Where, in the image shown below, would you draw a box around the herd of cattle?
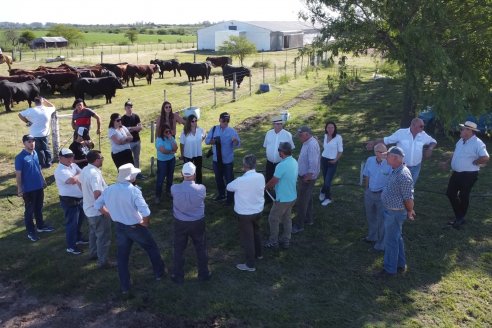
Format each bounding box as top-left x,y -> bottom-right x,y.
0,56 -> 252,112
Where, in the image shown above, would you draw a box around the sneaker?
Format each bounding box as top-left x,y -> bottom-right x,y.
66,247 -> 83,255
397,265 -> 408,274
256,255 -> 264,260
291,224 -> 304,234
236,263 -> 256,272
264,241 -> 278,249
76,238 -> 89,245
27,233 -> 40,242
319,192 -> 325,201
321,198 -> 332,206
37,225 -> 55,233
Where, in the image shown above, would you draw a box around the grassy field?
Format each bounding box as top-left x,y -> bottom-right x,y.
0,51 -> 491,327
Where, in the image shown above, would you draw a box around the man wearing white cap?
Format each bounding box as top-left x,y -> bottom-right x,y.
446,121 -> 489,229
94,163 -> 165,294
263,115 -> 294,203
170,162 -> 210,283
54,148 -> 87,255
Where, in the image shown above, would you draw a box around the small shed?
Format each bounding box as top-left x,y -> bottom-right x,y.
31,37 -> 68,49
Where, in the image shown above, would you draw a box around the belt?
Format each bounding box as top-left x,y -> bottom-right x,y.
386,208 -> 405,211
370,190 -> 383,193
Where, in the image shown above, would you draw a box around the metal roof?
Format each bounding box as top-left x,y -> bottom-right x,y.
243,21 -> 321,32
32,37 -> 68,42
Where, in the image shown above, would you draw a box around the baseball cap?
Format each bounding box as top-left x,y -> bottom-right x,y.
271,115 -> 283,123
22,134 -> 35,142
297,126 -> 312,134
124,100 -> 133,107
59,148 -> 74,157
72,98 -> 85,108
387,146 -> 405,157
220,112 -> 230,120
182,162 -> 196,176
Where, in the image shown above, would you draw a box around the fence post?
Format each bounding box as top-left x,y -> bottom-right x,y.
284,61 -> 287,77
294,61 -> 297,79
150,121 -> 155,143
262,66 -> 265,84
232,72 -> 237,102
51,112 -> 60,162
100,52 -> 103,63
274,65 -> 277,84
213,76 -> 217,107
163,89 -> 167,101
189,82 -> 193,107
249,76 -> 252,96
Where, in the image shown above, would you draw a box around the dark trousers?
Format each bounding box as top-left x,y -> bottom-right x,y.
213,161 -> 234,202
237,212 -> 263,268
172,218 -> 209,282
111,149 -> 134,170
295,178 -> 316,228
35,136 -> 52,168
115,222 -> 165,292
446,171 -> 478,220
23,188 -> 45,235
156,157 -> 176,197
264,160 -> 278,202
184,156 -> 203,184
59,197 -> 85,249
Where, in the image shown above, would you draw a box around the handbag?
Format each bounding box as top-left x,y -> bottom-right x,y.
205,126 -> 216,158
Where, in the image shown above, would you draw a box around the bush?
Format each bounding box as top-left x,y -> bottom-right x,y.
252,60 -> 272,68
279,75 -> 290,84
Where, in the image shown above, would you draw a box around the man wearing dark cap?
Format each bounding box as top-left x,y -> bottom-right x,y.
54,148 -> 87,255
71,98 -> 101,140
18,96 -> 56,168
15,135 -> 54,242
205,112 -> 241,204
121,100 -> 145,179
445,121 -> 489,229
264,142 -> 298,249
377,146 -> 415,278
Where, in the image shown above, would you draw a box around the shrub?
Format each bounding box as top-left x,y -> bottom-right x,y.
252,60 -> 272,68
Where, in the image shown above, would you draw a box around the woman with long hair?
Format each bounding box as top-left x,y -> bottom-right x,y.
319,121 -> 343,206
155,124 -> 178,204
179,114 -> 205,184
108,113 -> 134,169
155,101 -> 185,138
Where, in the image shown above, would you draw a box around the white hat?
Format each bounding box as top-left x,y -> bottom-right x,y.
271,115 -> 283,123
459,121 -> 480,132
182,162 -> 196,176
59,148 -> 74,157
117,163 -> 141,182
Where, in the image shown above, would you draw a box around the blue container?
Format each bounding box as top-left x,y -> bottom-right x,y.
260,84 -> 271,92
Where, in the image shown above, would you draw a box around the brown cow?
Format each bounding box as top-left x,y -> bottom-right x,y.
125,64 -> 160,87
0,75 -> 36,83
206,56 -> 232,68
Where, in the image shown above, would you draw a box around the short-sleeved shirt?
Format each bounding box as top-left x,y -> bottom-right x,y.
72,108 -> 97,130
15,149 -> 44,192
321,134 -> 343,159
121,113 -> 141,142
180,127 -> 205,158
171,181 -> 206,221
383,128 -> 437,166
108,127 -> 131,154
381,165 -> 414,209
20,105 -> 56,137
226,170 -> 265,215
205,125 -> 240,164
451,135 -> 489,172
69,141 -> 90,169
80,164 -> 108,217
363,156 -> 392,192
274,155 -> 298,202
263,129 -> 295,163
54,162 -> 83,198
156,136 -> 176,161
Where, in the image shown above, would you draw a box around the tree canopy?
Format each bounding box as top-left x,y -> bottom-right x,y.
125,29 -> 138,44
302,0 -> 492,127
218,35 -> 257,66
47,24 -> 83,45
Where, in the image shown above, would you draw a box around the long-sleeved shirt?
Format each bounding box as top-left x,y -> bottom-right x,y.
263,129 -> 295,163
297,136 -> 320,179
171,181 -> 206,221
205,125 -> 240,164
383,128 -> 436,166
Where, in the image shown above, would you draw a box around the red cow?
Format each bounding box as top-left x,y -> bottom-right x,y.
125,64 -> 160,87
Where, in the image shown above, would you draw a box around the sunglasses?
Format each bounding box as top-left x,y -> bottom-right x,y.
165,106 -> 172,109
191,120 -> 197,123
115,118 -> 121,122
165,130 -> 172,134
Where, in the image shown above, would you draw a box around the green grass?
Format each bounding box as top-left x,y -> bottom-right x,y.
0,54 -> 491,326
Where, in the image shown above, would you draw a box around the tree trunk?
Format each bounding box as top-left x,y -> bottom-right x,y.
400,65 -> 418,127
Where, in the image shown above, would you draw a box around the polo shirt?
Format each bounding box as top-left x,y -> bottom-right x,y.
54,162 -> 83,198
363,156 -> 392,192
384,128 -> 437,166
451,135 -> 489,172
205,125 -> 240,164
171,181 -> 206,221
274,155 -> 298,202
15,149 -> 44,192
80,164 -> 108,217
226,170 -> 265,215
263,129 -> 295,163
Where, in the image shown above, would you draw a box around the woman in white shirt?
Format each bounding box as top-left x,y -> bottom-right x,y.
320,121 -> 343,206
108,113 -> 134,169
179,114 -> 205,183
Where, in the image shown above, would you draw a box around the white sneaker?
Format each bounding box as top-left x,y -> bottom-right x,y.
319,192 -> 326,201
321,198 -> 332,206
236,263 -> 256,272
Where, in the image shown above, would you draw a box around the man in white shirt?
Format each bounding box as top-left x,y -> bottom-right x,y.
54,148 -> 87,255
94,163 -> 165,294
446,121 -> 489,229
366,118 -> 437,185
263,115 -> 295,203
80,150 -> 113,268
227,154 -> 265,272
18,97 -> 56,168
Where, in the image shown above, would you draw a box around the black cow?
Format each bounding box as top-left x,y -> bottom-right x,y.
179,62 -> 211,83
221,65 -> 251,88
206,56 -> 232,67
74,76 -> 123,104
150,59 -> 181,78
0,78 -> 51,112
100,63 -> 128,79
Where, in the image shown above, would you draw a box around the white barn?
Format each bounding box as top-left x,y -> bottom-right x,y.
197,21 -> 320,51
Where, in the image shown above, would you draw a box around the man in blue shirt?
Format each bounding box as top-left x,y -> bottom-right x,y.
205,112 -> 240,204
15,134 -> 55,242
170,162 -> 210,283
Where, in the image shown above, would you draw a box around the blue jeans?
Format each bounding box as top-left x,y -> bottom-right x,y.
383,209 -> 407,274
364,189 -> 385,250
321,157 -> 338,199
35,136 -> 52,168
155,157 -> 176,197
115,222 -> 165,292
406,163 -> 420,186
60,197 -> 85,249
23,189 -> 45,235
212,161 -> 234,202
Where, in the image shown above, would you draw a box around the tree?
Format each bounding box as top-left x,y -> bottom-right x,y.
125,29 -> 138,44
302,0 -> 492,127
3,29 -> 19,47
48,24 -> 83,45
18,30 -> 36,47
218,35 -> 257,66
